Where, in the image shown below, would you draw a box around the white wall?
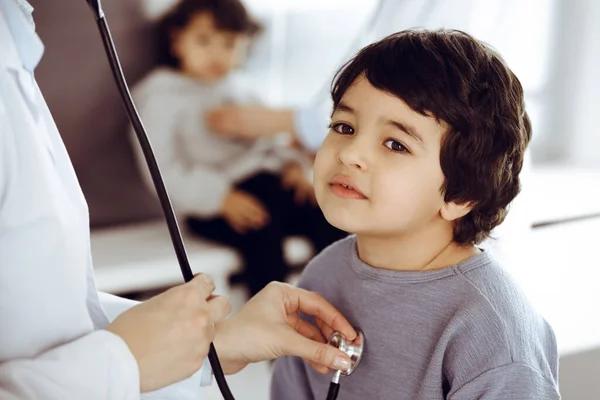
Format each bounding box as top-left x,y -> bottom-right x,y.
559,348 -> 600,400
545,0 -> 600,166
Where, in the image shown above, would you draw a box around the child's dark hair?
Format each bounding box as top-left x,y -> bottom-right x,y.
331,29 -> 531,245
156,0 -> 262,67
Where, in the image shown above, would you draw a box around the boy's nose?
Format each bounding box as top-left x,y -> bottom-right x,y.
337,137 -> 369,171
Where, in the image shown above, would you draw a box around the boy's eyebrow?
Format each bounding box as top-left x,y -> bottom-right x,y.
386,120 -> 425,145
332,102 -> 355,115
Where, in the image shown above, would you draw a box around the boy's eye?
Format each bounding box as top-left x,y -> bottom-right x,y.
383,139 -> 409,153
330,122 -> 354,135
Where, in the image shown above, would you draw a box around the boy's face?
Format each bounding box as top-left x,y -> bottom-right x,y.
171,12 -> 250,82
314,76 -> 456,238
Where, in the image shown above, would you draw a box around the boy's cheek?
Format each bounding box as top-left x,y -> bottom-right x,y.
312,153 -> 329,186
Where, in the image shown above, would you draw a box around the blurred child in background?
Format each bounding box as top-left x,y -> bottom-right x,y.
131,0 -> 345,296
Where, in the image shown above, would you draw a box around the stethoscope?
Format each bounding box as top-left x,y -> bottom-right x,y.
84,1 -> 364,399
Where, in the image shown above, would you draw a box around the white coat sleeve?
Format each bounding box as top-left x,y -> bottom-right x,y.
0,331 -> 141,400
98,292 -> 214,399
0,87 -> 141,399
132,95 -> 232,217
293,105 -> 331,151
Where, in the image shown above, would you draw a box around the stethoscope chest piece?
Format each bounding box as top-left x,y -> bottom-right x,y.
328,329 -> 365,384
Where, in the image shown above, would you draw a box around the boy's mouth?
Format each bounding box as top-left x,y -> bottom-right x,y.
329,175 -> 367,200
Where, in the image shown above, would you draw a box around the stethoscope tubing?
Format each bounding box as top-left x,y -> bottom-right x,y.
86,2 -> 235,398
86,1 -> 349,398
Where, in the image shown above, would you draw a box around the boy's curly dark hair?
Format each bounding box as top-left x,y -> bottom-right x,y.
331,29 -> 531,245
156,0 -> 262,68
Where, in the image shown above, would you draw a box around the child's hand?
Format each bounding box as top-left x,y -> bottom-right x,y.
282,162 -> 317,206
221,190 -> 270,234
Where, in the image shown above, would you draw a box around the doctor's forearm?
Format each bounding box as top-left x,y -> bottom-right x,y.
0,331 -> 139,399
277,109 -> 296,135
213,318 -> 248,376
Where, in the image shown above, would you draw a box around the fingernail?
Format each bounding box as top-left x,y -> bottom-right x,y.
333,357 -> 351,371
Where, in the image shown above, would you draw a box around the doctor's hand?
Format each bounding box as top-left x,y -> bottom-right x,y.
206,105 -> 295,140
107,274 -> 231,393
213,282 -> 357,376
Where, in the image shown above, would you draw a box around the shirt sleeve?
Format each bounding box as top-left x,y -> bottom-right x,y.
293,106 -> 330,151
97,292 -> 214,399
0,330 -> 140,400
132,94 -> 231,218
448,363 -> 561,400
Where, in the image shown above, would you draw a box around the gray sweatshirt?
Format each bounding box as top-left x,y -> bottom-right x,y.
271,236 -> 560,399
131,68 -> 309,218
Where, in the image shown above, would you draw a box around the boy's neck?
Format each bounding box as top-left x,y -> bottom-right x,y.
355,229 -> 479,272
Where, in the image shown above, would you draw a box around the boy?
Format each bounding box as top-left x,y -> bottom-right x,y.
271,29 -> 560,399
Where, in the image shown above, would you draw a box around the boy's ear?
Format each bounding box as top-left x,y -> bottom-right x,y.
440,201 -> 474,222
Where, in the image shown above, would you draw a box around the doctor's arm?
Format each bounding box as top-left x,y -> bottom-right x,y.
98,281 -> 358,380
0,94 -> 135,399
94,283 -> 358,400
0,274 -> 229,400
206,105 -> 330,152
0,330 -> 141,400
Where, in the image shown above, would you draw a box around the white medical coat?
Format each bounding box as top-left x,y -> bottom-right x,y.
0,1 -> 209,399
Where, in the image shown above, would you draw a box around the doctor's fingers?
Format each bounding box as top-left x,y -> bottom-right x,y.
283,286 -> 357,343
287,318 -> 332,375
206,295 -> 233,324
281,327 -> 351,373
289,315 -> 327,344
187,275 -> 232,322
187,273 -> 216,298
314,317 -> 336,345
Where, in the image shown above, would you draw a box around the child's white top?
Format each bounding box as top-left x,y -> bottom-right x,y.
131,68 -> 308,217
272,235 -> 560,399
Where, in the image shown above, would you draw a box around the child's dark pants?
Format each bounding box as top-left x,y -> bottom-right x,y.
186,172 -> 346,296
